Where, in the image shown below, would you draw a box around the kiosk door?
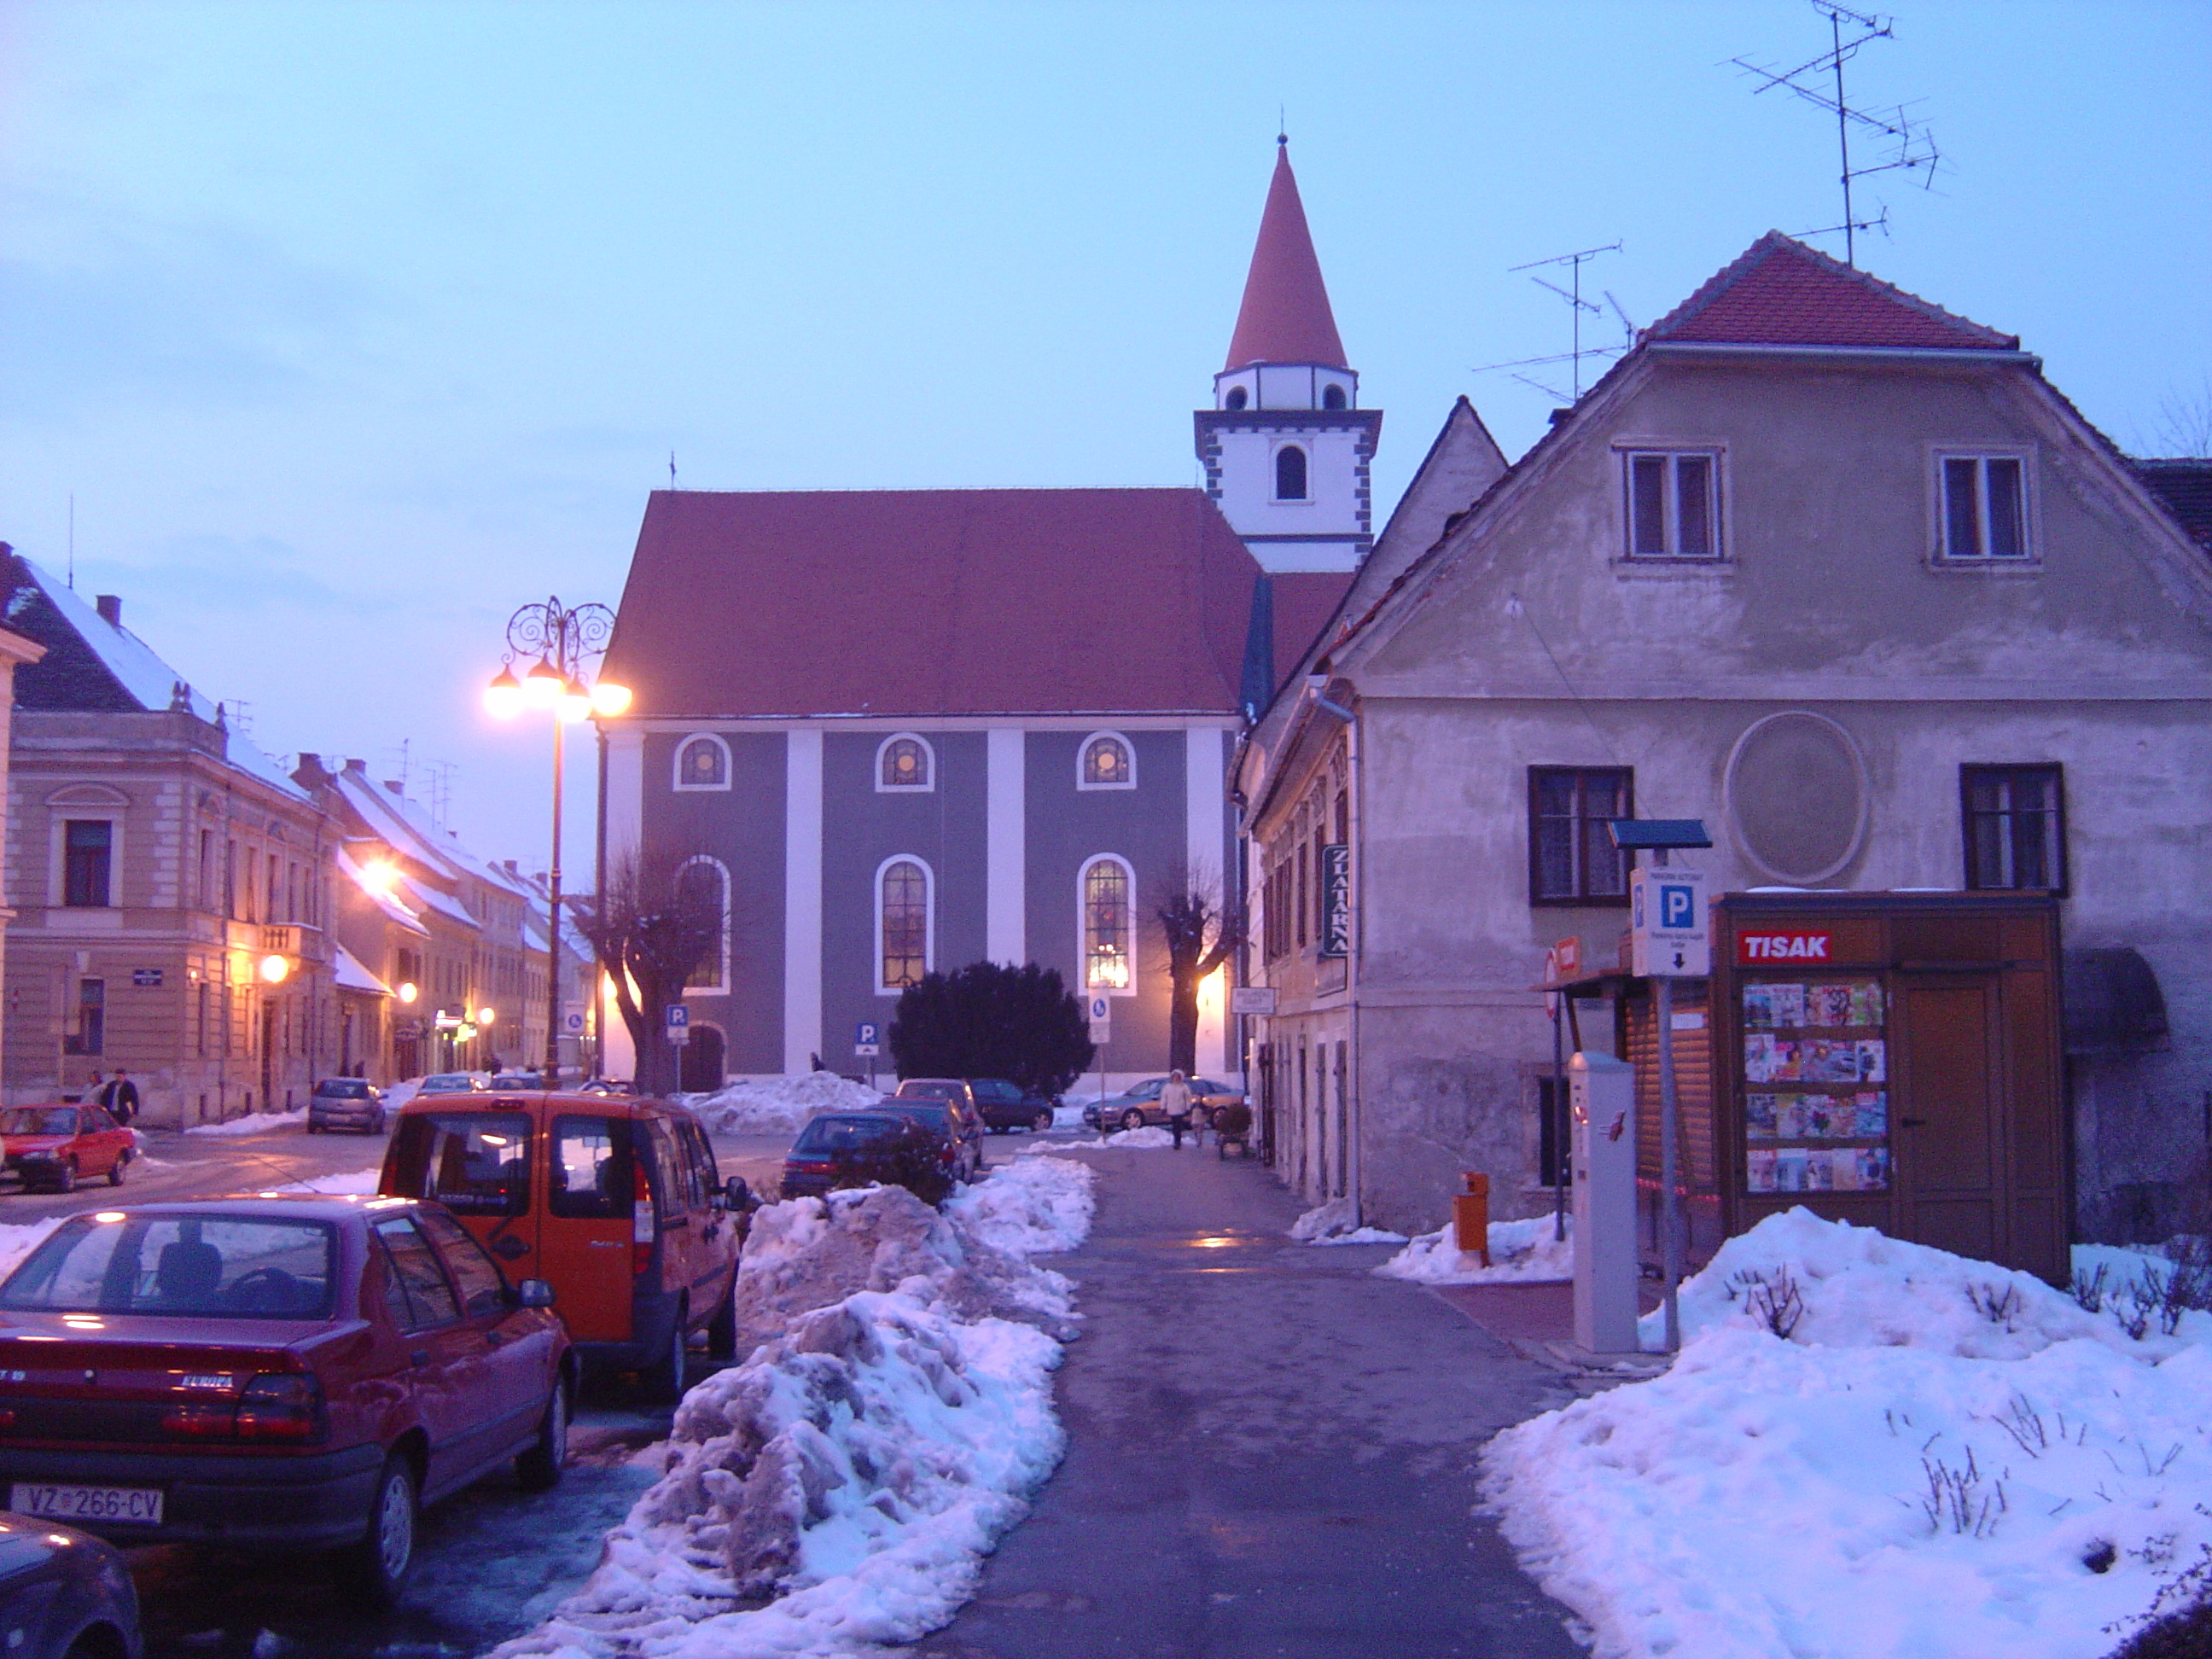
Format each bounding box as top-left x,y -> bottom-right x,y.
1893,975 -> 2002,1263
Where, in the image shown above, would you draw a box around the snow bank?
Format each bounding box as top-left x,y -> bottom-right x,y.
1101,1125 -> 1173,1149
185,1107 -> 307,1137
1289,1197 -> 1407,1247
492,1156 -> 1097,1659
1483,1209 -> 2212,1659
1377,1214 -> 1574,1284
383,1079 -> 422,1111
681,1074 -> 882,1136
0,1221 -> 61,1280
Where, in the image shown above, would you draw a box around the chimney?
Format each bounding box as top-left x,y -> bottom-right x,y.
344,758 -> 367,774
382,781 -> 403,797
95,595 -> 122,627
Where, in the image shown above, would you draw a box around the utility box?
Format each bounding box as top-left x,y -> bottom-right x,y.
1572,1051 -> 1639,1353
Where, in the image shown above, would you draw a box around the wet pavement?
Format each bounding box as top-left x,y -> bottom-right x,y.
912,1141 -> 1586,1659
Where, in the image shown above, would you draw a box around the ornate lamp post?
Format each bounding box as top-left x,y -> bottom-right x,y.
485,598 -> 631,1081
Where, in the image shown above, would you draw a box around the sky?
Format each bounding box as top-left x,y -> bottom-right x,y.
2,0 -> 2206,870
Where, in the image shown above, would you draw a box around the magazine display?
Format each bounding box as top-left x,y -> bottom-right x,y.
1740,978 -> 1889,1194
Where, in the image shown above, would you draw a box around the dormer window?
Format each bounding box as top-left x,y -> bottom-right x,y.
1225,386 -> 1249,410
1275,445 -> 1308,501
1322,384 -> 1347,410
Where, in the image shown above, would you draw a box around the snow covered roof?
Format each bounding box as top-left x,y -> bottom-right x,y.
335,845 -> 428,936
330,766 -> 535,900
401,871 -> 479,930
333,945 -> 393,997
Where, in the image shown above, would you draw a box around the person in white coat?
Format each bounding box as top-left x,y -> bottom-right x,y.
1161,1070 -> 1193,1150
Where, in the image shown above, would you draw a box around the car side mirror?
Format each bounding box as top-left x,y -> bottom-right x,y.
725,1175 -> 758,1212
516,1278 -> 556,1309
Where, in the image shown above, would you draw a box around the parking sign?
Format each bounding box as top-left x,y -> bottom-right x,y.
1630,866 -> 1709,978
665,1003 -> 690,1045
855,1020 -> 881,1057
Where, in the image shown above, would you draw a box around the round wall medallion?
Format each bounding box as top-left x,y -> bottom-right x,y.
1722,712 -> 1869,885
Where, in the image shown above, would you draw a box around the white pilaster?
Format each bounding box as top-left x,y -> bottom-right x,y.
986,728 -> 1027,964
1185,726 -> 1229,1074
602,727 -> 643,869
783,729 -> 824,1075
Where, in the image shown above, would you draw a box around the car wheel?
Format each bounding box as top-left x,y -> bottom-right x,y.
1121,1109 -> 1145,1132
515,1378 -> 569,1492
337,1454 -> 418,1605
106,1151 -> 125,1187
641,1301 -> 689,1403
306,1118 -> 321,1133
705,1277 -> 738,1361
54,1160 -> 77,1195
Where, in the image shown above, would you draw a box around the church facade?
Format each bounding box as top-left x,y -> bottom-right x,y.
596,145 -> 1368,1087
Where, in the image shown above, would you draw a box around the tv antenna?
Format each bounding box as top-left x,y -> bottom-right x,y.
1732,1 -> 1941,266
1474,243 -> 1633,405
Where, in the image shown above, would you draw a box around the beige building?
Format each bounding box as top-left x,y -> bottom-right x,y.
2,554 -> 336,1125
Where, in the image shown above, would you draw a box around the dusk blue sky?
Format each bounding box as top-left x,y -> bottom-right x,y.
2,1 -> 2206,868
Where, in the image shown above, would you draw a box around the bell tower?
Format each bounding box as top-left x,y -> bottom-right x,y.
1196,138 -> 1380,573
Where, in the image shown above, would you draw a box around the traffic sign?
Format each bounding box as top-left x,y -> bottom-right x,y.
1631,866 -> 1709,978
1230,985 -> 1276,1016
855,1020 -> 881,1057
563,1011 -> 585,1033
1086,994 -> 1111,1025
665,1003 -> 690,1045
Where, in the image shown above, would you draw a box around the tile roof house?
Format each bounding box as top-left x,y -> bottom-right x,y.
597,146 -> 1375,1086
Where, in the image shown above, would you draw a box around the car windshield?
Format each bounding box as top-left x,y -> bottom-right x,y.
420,1074 -> 477,1093
383,1113 -> 533,1215
0,1214 -> 337,1319
794,1115 -> 906,1155
969,1080 -> 1019,1103
315,1080 -> 370,1099
882,1103 -> 951,1133
0,1109 -> 78,1137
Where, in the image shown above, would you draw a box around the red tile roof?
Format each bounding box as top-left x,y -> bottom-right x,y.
1224,143 -> 1349,371
604,489 -> 1263,719
1270,571 -> 1355,687
1646,231 -> 2018,351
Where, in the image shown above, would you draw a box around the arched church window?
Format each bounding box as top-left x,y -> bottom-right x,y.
878,858 -> 931,992
1276,445 -> 1308,501
1080,856 -> 1133,993
877,734 -> 933,792
1079,732 -> 1134,789
674,734 -> 730,791
678,857 -> 729,991
1225,386 -> 1249,410
1322,384 -> 1347,410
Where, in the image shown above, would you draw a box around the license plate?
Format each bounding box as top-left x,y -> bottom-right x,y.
9,1482 -> 163,1524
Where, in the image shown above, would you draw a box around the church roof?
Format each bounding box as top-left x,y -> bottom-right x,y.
1645,230 -> 2019,352
1224,143 -> 1349,371
605,488 -> 1262,719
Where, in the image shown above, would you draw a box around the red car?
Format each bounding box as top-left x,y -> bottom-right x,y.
0,1105 -> 133,1193
0,1195 -> 571,1604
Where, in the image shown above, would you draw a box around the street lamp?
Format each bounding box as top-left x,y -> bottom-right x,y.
484,597 -> 627,1084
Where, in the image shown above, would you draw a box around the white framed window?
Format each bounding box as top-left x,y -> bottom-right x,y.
1936,451 -> 2033,562
677,856 -> 731,993
1077,731 -> 1136,791
876,733 -> 934,792
1079,854 -> 1136,997
672,733 -> 731,792
1621,448 -> 1722,560
1274,445 -> 1309,501
876,855 -> 933,994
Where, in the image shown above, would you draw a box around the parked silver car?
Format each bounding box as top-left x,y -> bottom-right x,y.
306,1076 -> 386,1134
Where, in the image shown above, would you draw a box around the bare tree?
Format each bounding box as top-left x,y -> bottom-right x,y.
1150,861 -> 1244,1077
571,850 -> 723,1097
2142,375 -> 2212,457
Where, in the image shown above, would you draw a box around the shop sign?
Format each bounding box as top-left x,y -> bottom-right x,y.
1738,930 -> 1835,964
1318,844 -> 1350,958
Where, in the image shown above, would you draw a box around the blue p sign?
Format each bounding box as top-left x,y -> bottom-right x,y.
1660,883 -> 1696,930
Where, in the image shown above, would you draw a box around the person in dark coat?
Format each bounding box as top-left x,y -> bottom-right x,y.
98,1068 -> 140,1126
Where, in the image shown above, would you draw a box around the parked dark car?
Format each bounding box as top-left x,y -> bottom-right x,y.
781,1113 -> 952,1207
307,1078 -> 386,1135
968,1079 -> 1056,1134
889,1080 -> 987,1171
871,1101 -> 980,1185
0,1512 -> 142,1659
1081,1077 -> 1247,1133
0,1106 -> 134,1193
0,1195 -> 571,1605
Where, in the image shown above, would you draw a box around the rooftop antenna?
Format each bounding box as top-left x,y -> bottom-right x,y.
67,495 -> 74,589
1473,242 -> 1629,405
422,758 -> 457,830
1731,1 -> 1941,266
227,698 -> 253,738
668,451 -> 678,492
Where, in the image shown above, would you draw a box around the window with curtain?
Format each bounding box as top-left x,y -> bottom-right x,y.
1082,858 -> 1132,991
1528,766 -> 1633,905
1962,765 -> 2066,892
880,860 -> 928,990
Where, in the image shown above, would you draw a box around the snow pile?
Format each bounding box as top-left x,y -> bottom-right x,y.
1377,1214 -> 1574,1284
1101,1125 -> 1173,1149
1483,1209 -> 2212,1659
492,1156 -> 1095,1659
683,1074 -> 882,1136
1289,1197 -> 1406,1246
0,1221 -> 61,1280
185,1106 -> 307,1136
383,1079 -> 422,1111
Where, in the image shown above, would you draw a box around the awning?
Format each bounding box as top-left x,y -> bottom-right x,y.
2063,948 -> 2168,1055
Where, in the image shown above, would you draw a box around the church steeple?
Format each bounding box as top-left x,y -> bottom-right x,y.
1197,140 -> 1379,573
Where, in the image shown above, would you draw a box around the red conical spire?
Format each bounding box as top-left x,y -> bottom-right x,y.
1224,139 -> 1348,372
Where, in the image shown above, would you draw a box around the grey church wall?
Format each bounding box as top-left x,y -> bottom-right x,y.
638,729 -> 786,1077
819,731 -> 988,1076
1023,729 -> 1186,1076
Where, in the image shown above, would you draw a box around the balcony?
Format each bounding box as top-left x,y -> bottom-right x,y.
259,923 -> 330,964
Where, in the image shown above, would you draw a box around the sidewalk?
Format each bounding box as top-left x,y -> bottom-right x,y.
912,1144 -> 1585,1659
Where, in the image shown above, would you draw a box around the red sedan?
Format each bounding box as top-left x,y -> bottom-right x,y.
0,1195 -> 571,1604
0,1105 -> 133,1193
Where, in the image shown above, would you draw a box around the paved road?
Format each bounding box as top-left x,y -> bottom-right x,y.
915,1143 -> 1585,1659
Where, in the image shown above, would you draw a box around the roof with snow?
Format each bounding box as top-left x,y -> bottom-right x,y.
333,945 -> 393,997
327,766 -> 533,903
335,845 -> 429,936
1223,142 -> 1349,371
604,488 -> 1262,719
1644,232 -> 2019,352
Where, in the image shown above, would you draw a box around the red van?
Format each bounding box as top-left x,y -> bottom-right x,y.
378,1091 -> 752,1399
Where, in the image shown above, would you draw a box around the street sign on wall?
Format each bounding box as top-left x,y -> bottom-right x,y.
1631,866 -> 1710,978
1230,985 -> 1277,1016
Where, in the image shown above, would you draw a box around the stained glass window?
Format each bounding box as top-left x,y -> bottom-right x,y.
677,736 -> 728,789
1082,736 -> 1132,788
880,737 -> 930,790
881,860 -> 928,989
1083,859 -> 1131,991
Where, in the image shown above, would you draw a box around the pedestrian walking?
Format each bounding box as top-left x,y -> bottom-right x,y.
1161,1069 -> 1193,1150
97,1068 -> 140,1127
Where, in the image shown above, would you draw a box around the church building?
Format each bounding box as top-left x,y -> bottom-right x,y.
596,143 -> 1371,1087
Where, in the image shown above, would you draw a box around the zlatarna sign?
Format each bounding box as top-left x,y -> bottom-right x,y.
1738,931 -> 1834,963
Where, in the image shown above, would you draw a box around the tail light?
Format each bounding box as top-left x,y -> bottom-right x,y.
163,1373 -> 327,1444
632,1159 -> 656,1275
